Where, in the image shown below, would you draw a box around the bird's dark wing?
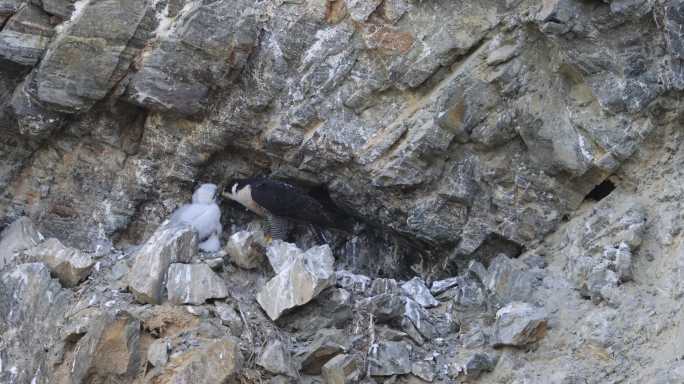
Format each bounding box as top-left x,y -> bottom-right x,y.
250,179 -> 338,227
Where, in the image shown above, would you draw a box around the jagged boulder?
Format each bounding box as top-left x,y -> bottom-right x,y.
225,229 -> 266,269
0,216 -> 43,269
24,237 -> 94,287
493,302 -> 548,347
127,224 -> 197,304
166,263 -> 228,305
256,242 -> 335,321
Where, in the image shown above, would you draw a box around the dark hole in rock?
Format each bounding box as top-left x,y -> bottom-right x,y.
585,179 -> 616,202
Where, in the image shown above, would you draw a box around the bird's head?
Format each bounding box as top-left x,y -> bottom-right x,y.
222,179 -> 252,202
192,183 -> 218,204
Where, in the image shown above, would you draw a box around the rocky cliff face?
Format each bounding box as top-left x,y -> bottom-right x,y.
2,0 -> 684,383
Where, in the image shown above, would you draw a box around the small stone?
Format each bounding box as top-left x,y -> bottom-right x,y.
370,278 -> 400,295
256,243 -> 335,321
298,328 -> 349,375
147,338 -> 170,367
430,277 -> 462,295
257,340 -> 295,377
25,238 -> 94,287
450,352 -> 497,379
166,263 -> 228,305
401,277 -> 439,308
155,338 -> 242,383
213,302 -> 243,335
493,302 -> 548,347
127,225 -> 197,305
0,216 -> 43,269
344,0 -> 382,21
356,294 -> 406,322
368,341 -> 412,376
411,361 -> 435,382
203,257 -> 224,270
226,230 -> 265,269
322,354 -> 362,384
486,45 -> 518,66
265,240 -> 302,273
336,270 -> 372,294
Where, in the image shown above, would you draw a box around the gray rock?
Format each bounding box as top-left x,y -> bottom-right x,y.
403,298 -> 435,341
213,302 -> 244,335
401,277 -> 439,308
256,243 -> 335,321
257,339 -> 295,377
125,0 -> 258,115
336,270 -> 372,294
266,240 -> 302,274
564,201 -> 646,301
166,263 -> 228,305
344,0 -> 382,21
24,237 -> 94,287
9,80 -> 66,137
154,338 -> 243,383
0,216 -> 43,269
0,3 -> 54,66
226,229 -> 266,269
449,352 -> 498,379
127,224 -> 198,305
493,302 -> 548,347
370,278 -> 400,295
0,263 -> 71,384
298,328 -> 349,375
430,276 -> 463,296
31,0 -> 148,112
368,340 -> 412,376
42,0 -> 77,18
484,254 -> 540,305
321,354 -> 362,384
147,338 -> 170,367
62,310 -> 142,384
356,293 -> 406,322
411,361 -> 435,382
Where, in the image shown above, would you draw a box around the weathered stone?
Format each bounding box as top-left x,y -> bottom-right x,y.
0,216 -> 43,269
257,339 -> 295,377
484,254 -> 541,305
0,263 -> 71,384
564,200 -> 647,301
125,0 -> 258,115
147,338 -> 170,367
356,293 -> 406,322
166,263 -> 228,305
344,0 -> 382,21
226,229 -> 265,269
32,0 -> 148,112
298,328 -> 349,375
42,0 -> 77,18
24,237 -> 94,287
411,361 -> 435,382
336,270 -> 372,294
0,3 -> 54,66
9,80 -> 66,137
266,239 -> 301,273
493,302 -> 548,347
128,225 -> 198,304
449,352 -> 498,379
370,277 -> 400,295
256,243 -> 335,321
154,338 -> 243,383
321,354 -> 362,384
403,298 -> 435,341
368,341 -> 412,376
214,302 -> 244,335
430,276 -> 463,296
62,310 -> 142,384
401,277 -> 439,308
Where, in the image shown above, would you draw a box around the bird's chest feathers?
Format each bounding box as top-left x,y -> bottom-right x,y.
235,186 -> 268,216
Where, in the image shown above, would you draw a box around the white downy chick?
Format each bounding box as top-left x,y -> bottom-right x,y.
169,183 -> 222,252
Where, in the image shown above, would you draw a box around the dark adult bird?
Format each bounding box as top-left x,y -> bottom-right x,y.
223,177 -> 349,242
